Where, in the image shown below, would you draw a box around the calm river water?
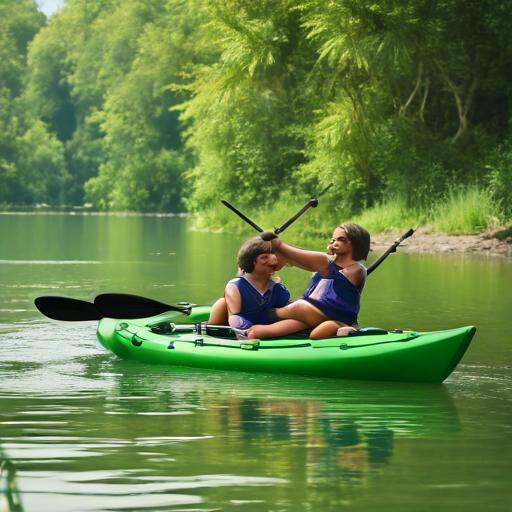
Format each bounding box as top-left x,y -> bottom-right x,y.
0,214 -> 511,512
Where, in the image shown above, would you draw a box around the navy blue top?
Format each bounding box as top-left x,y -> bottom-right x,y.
228,276 -> 290,325
301,260 -> 367,325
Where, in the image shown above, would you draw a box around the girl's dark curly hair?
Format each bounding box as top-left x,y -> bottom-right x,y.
340,223 -> 371,261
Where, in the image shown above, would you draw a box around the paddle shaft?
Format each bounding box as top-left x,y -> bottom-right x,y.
221,201 -> 263,232
367,228 -> 414,276
222,183 -> 333,236
274,198 -> 318,234
94,293 -> 190,319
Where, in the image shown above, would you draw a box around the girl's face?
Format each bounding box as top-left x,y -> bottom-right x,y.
327,227 -> 352,256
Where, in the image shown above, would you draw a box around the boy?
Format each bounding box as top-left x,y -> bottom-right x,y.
207,237 -> 307,337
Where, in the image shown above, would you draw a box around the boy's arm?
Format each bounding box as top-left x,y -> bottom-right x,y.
224,283 -> 242,316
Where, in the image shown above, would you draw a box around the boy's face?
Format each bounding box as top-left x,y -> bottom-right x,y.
253,252 -> 278,275
328,227 -> 352,256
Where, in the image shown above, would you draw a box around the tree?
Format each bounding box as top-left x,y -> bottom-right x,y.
0,0 -> 69,205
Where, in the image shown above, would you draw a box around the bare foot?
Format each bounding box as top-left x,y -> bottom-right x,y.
337,326 -> 356,337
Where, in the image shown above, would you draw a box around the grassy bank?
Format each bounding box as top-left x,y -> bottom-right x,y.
353,187 -> 502,236
192,187 -> 507,249
4,188 -> 506,245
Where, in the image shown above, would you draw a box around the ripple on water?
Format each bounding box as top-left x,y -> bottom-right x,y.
1,316 -> 512,512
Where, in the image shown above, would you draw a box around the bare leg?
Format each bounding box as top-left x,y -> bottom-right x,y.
207,298 -> 229,325
275,300 -> 330,327
247,319 -> 308,339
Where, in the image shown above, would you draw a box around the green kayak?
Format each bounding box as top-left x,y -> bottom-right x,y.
96,306 -> 476,383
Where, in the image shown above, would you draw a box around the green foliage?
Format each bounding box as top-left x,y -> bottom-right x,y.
14,120 -> 70,204
182,0 -> 512,229
22,0 -> 207,210
432,187 -> 500,234
0,0 -> 70,205
486,141 -> 512,218
0,0 -> 45,97
2,0 -> 512,233
180,0 -> 312,212
348,187 -> 500,236
351,197 -> 423,235
85,148 -> 189,211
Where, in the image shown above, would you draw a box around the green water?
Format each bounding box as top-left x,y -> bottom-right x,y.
0,214 -> 511,512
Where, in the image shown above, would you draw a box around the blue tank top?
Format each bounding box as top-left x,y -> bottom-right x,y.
227,276 -> 290,325
301,260 -> 366,325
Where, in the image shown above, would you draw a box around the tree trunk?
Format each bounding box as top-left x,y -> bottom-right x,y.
438,64 -> 478,144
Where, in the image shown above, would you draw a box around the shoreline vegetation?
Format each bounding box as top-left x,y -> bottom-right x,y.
2,202 -> 511,258
2,0 -> 512,234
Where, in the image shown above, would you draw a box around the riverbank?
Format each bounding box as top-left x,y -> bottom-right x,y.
2,210 -> 511,257
371,226 -> 512,258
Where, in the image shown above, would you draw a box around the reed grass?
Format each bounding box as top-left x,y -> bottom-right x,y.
431,187 -> 501,234
193,186 -> 503,239
350,198 -> 424,234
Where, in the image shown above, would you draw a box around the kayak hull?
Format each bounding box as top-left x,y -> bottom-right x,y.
96,308 -> 476,384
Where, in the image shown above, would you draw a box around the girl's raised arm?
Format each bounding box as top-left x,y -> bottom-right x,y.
271,238 -> 331,277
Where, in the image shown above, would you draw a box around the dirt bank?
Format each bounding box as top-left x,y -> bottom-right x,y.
371,226 -> 512,258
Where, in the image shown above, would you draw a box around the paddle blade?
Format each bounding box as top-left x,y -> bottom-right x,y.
402,228 -> 415,240
35,296 -> 104,321
94,293 -> 188,319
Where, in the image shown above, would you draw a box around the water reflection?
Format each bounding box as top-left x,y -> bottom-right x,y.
0,360 -> 462,512
222,397 -> 395,486
0,452 -> 23,512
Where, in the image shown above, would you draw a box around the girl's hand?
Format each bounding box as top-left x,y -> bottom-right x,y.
260,231 -> 278,241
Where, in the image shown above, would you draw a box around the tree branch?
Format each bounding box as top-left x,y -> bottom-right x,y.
419,77 -> 429,122
399,63 -> 422,117
438,64 -> 478,144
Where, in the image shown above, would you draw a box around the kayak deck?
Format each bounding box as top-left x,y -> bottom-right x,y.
96,309 -> 476,383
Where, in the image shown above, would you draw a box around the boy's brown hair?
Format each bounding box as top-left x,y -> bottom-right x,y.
237,237 -> 273,273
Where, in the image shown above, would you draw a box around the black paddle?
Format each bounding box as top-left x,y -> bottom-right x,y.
35,294 -> 193,322
222,183 -> 333,236
94,293 -> 192,319
221,201 -> 264,233
367,228 -> 415,275
34,296 -> 104,322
